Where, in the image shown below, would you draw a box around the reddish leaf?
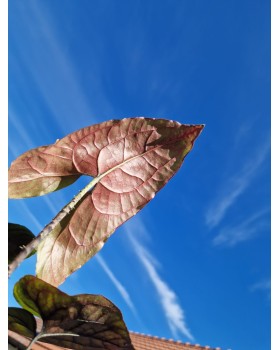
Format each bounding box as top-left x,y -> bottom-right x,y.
8,145 -> 81,198
8,120 -> 118,198
35,118 -> 203,285
9,118 -> 203,285
14,275 -> 134,350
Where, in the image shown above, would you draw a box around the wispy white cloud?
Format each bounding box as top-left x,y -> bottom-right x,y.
205,141 -> 270,229
9,109 -> 37,151
125,219 -> 194,341
15,201 -> 43,232
250,279 -> 271,293
250,279 -> 271,300
212,208 -> 270,247
233,121 -> 254,148
95,255 -> 137,316
43,196 -> 60,217
11,1 -> 114,136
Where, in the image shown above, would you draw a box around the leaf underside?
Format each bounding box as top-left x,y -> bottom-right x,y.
14,275 -> 134,350
9,117 -> 204,286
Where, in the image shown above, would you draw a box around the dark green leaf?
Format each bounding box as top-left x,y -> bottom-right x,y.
8,307 -> 37,338
8,223 -> 36,264
13,275 -> 71,317
14,275 -> 134,350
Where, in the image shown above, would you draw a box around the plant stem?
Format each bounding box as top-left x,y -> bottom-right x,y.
8,177 -> 99,277
26,332 -> 79,350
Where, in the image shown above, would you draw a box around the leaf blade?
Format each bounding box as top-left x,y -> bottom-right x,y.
13,275 -> 134,350
9,118 -> 203,286
8,307 -> 37,339
36,118 -> 204,285
13,275 -> 71,317
8,120 -> 119,198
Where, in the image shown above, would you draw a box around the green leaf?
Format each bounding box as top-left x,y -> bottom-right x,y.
13,275 -> 134,350
8,307 -> 37,338
8,223 -> 36,264
13,275 -> 71,317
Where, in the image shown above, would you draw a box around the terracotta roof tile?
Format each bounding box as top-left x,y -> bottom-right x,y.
129,332 -> 216,350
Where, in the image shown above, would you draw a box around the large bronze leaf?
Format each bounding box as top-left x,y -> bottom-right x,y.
14,275 -> 134,350
39,118 -> 203,285
9,118 -> 204,285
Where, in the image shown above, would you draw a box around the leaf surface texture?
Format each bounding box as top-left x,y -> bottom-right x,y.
9,118 -> 204,285
14,275 -> 134,350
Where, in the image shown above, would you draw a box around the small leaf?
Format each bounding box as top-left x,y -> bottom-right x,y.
13,275 -> 71,317
8,223 -> 36,264
8,307 -> 37,338
35,118 -> 204,285
14,275 -> 134,350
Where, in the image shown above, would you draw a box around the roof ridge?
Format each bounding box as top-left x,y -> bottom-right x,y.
129,331 -> 222,350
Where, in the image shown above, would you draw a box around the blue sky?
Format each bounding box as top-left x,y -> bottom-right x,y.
8,1 -> 270,350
